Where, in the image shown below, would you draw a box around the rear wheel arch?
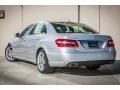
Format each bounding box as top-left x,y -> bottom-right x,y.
36,47 -> 44,59
36,45 -> 49,58
36,48 -> 56,73
36,47 -> 49,65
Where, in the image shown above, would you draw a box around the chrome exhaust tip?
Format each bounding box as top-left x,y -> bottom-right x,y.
68,63 -> 78,67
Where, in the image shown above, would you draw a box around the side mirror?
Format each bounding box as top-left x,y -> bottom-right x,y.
15,33 -> 21,38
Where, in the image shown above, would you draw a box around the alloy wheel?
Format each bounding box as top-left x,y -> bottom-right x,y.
5,46 -> 14,61
37,52 -> 46,71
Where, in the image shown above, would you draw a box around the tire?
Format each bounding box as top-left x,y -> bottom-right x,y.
5,45 -> 16,62
86,65 -> 101,70
36,49 -> 56,74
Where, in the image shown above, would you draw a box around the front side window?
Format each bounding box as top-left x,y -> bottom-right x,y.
21,24 -> 35,37
51,23 -> 97,34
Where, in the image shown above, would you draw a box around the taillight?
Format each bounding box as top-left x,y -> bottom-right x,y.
55,39 -> 79,47
107,40 -> 114,48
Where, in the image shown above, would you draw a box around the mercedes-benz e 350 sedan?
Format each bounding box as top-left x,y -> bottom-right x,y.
5,21 -> 116,73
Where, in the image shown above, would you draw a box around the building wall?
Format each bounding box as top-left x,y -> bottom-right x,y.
22,5 -> 78,28
0,5 -> 22,56
100,5 -> 120,60
0,5 -> 120,60
80,5 -> 99,32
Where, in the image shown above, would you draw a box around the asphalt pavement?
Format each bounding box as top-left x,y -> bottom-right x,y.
0,56 -> 120,85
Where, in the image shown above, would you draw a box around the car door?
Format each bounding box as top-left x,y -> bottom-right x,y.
16,24 -> 35,59
22,23 -> 47,61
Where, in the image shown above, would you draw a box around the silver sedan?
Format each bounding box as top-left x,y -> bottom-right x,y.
5,21 -> 116,73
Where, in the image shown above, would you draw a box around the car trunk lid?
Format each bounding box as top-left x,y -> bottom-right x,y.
57,33 -> 112,52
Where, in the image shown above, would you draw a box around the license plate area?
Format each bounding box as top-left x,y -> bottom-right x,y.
88,41 -> 98,48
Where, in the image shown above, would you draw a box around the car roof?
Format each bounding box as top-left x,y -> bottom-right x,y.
36,21 -> 86,25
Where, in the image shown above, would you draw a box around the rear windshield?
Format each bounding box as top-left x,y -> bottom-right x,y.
51,23 -> 97,34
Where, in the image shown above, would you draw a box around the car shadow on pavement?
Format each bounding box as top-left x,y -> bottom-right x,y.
54,60 -> 120,76
15,59 -> 120,76
14,59 -> 36,65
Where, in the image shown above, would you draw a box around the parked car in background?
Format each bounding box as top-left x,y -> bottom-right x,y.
5,21 -> 116,73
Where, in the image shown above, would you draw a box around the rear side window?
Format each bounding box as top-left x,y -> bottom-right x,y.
51,23 -> 96,34
31,24 -> 47,34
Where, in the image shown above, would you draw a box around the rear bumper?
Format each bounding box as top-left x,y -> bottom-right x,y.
47,50 -> 116,67
67,60 -> 115,67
